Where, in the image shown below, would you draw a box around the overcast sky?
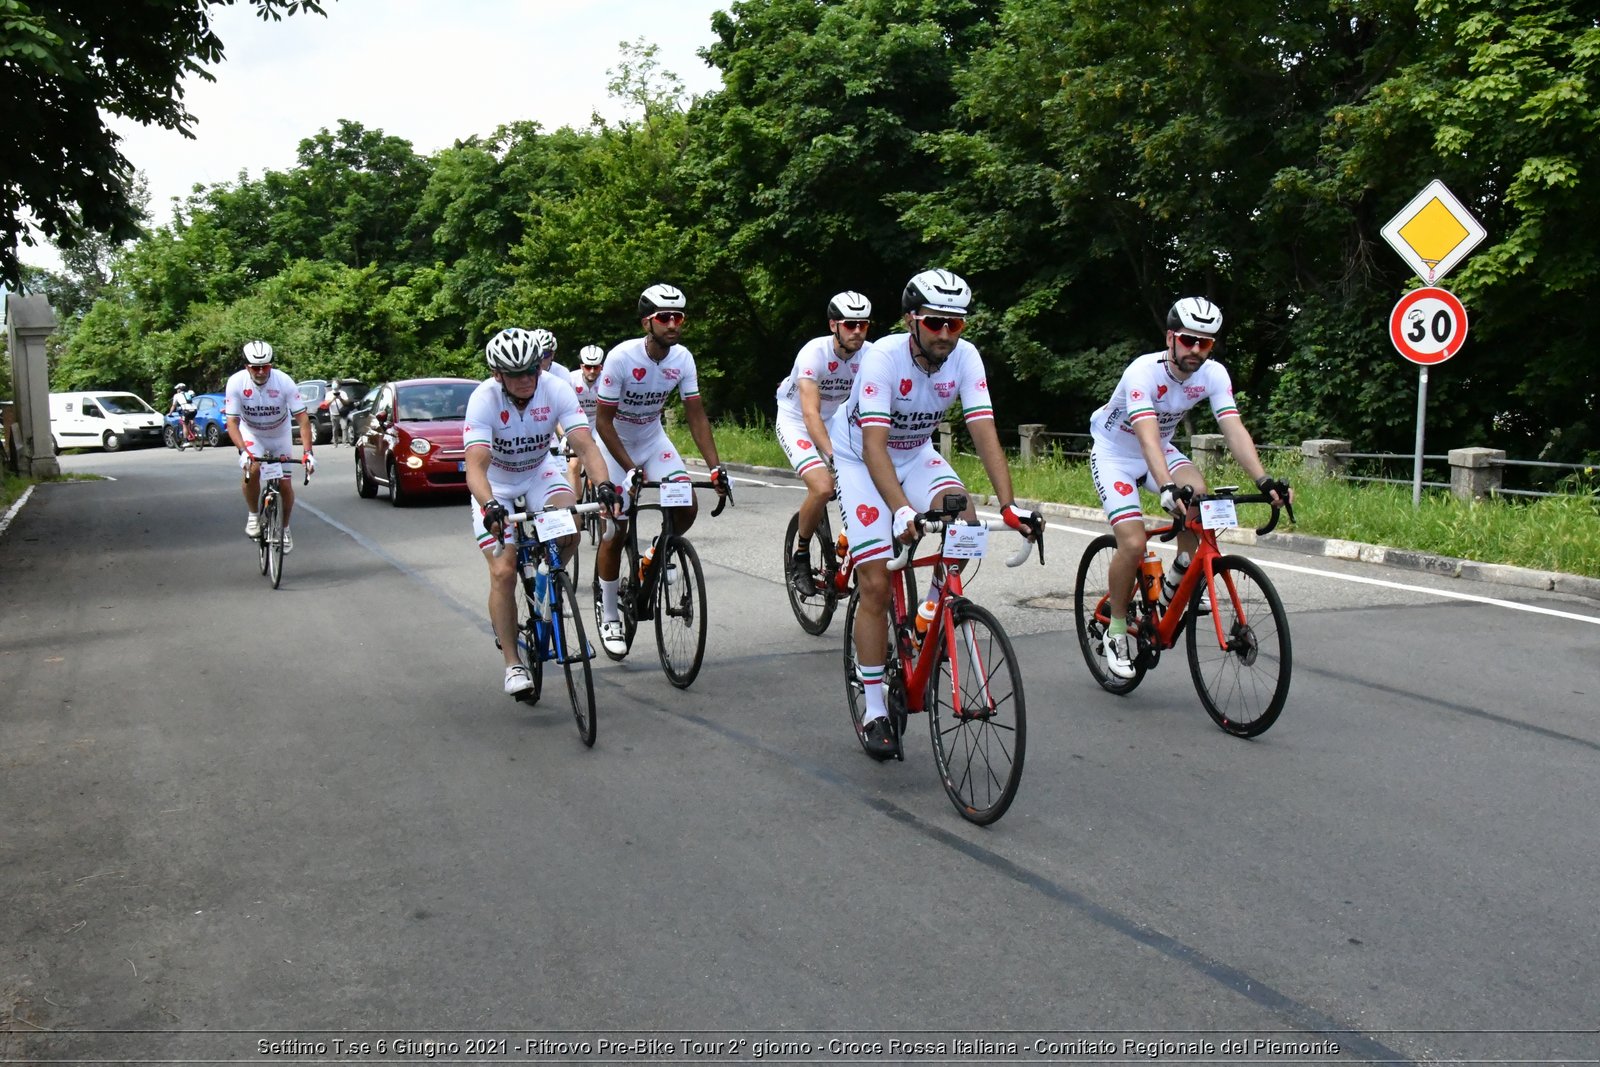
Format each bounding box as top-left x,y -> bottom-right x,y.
20,0 -> 729,272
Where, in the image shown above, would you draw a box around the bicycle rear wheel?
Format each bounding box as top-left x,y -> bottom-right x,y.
1073,533 -> 1146,694
783,510 -> 839,635
266,494 -> 285,588
552,570 -> 596,746
926,599 -> 1026,825
655,536 -> 707,688
1186,556 -> 1291,737
842,587 -> 907,760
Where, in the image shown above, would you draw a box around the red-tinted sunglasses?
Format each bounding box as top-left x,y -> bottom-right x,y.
1175,333 -> 1215,351
651,311 -> 685,325
835,319 -> 871,332
914,314 -> 965,334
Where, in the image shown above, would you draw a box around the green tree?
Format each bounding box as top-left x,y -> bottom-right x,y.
1,0 -> 326,287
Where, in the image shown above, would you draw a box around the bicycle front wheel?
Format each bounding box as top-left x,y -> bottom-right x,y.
256,501 -> 271,576
518,576 -> 545,705
266,494 -> 285,588
655,536 -> 707,688
553,571 -> 596,746
1186,556 -> 1291,737
1073,533 -> 1145,694
783,510 -> 838,636
926,600 -> 1026,825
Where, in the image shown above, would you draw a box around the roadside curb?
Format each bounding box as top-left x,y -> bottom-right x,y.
711,461 -> 1600,602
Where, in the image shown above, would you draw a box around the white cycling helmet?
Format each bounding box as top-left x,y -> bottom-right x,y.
1167,297 -> 1223,336
530,328 -> 558,358
637,283 -> 687,317
242,340 -> 274,366
827,290 -> 872,320
579,344 -> 605,367
901,269 -> 972,315
174,382 -> 187,392
485,327 -> 540,373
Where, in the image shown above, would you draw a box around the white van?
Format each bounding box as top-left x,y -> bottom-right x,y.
49,391 -> 166,452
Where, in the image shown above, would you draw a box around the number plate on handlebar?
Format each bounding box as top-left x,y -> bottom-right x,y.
658,481 -> 694,508
943,523 -> 989,559
1200,498 -> 1238,531
259,462 -> 284,482
534,510 -> 578,540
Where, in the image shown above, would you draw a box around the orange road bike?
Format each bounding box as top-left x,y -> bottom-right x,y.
843,494 -> 1045,825
1074,488 -> 1294,736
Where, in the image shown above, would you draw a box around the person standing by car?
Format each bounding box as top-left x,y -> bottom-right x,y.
775,290 -> 871,594
466,328 -> 618,696
224,341 -> 317,552
591,284 -> 731,656
327,379 -> 346,446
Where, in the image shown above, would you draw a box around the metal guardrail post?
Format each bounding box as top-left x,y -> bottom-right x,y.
1449,447 -> 1505,500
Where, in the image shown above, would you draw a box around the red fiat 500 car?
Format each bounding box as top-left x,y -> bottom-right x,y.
354,378 -> 478,506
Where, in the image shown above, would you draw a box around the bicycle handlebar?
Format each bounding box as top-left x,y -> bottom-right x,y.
627,477 -> 733,518
248,454 -> 312,485
490,500 -> 616,557
1158,488 -> 1295,540
887,511 -> 1042,572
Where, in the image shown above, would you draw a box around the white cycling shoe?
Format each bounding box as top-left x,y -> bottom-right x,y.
503,664 -> 534,695
245,513 -> 260,538
1104,632 -> 1136,679
598,620 -> 627,656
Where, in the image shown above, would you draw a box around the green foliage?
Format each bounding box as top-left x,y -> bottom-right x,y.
1,0 -> 326,286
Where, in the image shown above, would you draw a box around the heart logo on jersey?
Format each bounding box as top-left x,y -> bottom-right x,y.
1114,481 -> 1134,495
828,361 -> 839,372
500,410 -> 510,424
797,439 -> 812,450
1156,384 -> 1168,399
899,379 -> 912,396
856,504 -> 880,526
243,389 -> 253,398
632,368 -> 647,381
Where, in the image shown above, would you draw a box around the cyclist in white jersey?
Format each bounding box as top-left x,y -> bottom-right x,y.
592,283 -> 731,656
775,290 -> 871,595
827,269 -> 1040,759
563,344 -> 605,493
1088,297 -> 1291,679
169,383 -> 198,444
465,328 -> 618,696
224,341 -> 316,551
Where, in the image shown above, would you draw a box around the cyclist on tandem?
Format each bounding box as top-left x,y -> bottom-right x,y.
467,328 -> 619,697
829,269 -> 1042,760
1088,297 -> 1291,680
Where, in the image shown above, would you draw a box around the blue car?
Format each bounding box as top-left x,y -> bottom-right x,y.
164,392 -> 227,449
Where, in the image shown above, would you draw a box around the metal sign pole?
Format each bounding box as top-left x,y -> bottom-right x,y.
1412,365 -> 1429,508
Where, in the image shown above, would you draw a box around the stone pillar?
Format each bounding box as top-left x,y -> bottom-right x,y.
938,420 -> 953,461
1301,438 -> 1351,478
6,293 -> 59,478
1018,423 -> 1045,463
1189,433 -> 1225,474
1449,447 -> 1504,500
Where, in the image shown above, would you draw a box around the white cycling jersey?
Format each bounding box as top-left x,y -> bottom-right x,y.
224,368 -> 305,433
775,335 -> 859,424
827,333 -> 994,464
462,373 -> 587,501
1089,351 -> 1239,458
595,337 -> 701,437
567,366 -> 600,426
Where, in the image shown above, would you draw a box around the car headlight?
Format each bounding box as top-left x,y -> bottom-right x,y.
409,438 -> 432,456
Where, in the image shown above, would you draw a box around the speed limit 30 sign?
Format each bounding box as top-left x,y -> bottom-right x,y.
1389,286 -> 1468,365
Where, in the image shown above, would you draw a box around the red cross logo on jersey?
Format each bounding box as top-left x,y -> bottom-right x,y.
1130,389 -> 1144,401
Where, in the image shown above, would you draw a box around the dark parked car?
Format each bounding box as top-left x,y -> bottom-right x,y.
345,384 -> 381,444
163,392 -> 226,448
354,378 -> 477,506
293,379 -> 365,445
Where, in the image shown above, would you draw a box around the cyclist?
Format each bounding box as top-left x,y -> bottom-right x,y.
828,269 -> 1040,759
169,382 -> 198,445
1089,296 -> 1291,679
592,283 -> 730,656
564,344 -> 606,493
466,328 -> 618,696
775,291 -> 871,595
224,341 -> 316,552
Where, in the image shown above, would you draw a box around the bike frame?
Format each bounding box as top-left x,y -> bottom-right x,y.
622,477 -> 727,617
508,507 -> 599,667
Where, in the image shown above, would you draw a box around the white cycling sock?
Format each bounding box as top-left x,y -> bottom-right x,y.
600,578 -> 619,622
858,662 -> 886,722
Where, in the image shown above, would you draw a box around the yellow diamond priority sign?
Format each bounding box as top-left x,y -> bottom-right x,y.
1380,179 -> 1486,284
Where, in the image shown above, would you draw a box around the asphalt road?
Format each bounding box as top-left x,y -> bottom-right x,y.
3,445 -> 1598,1065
